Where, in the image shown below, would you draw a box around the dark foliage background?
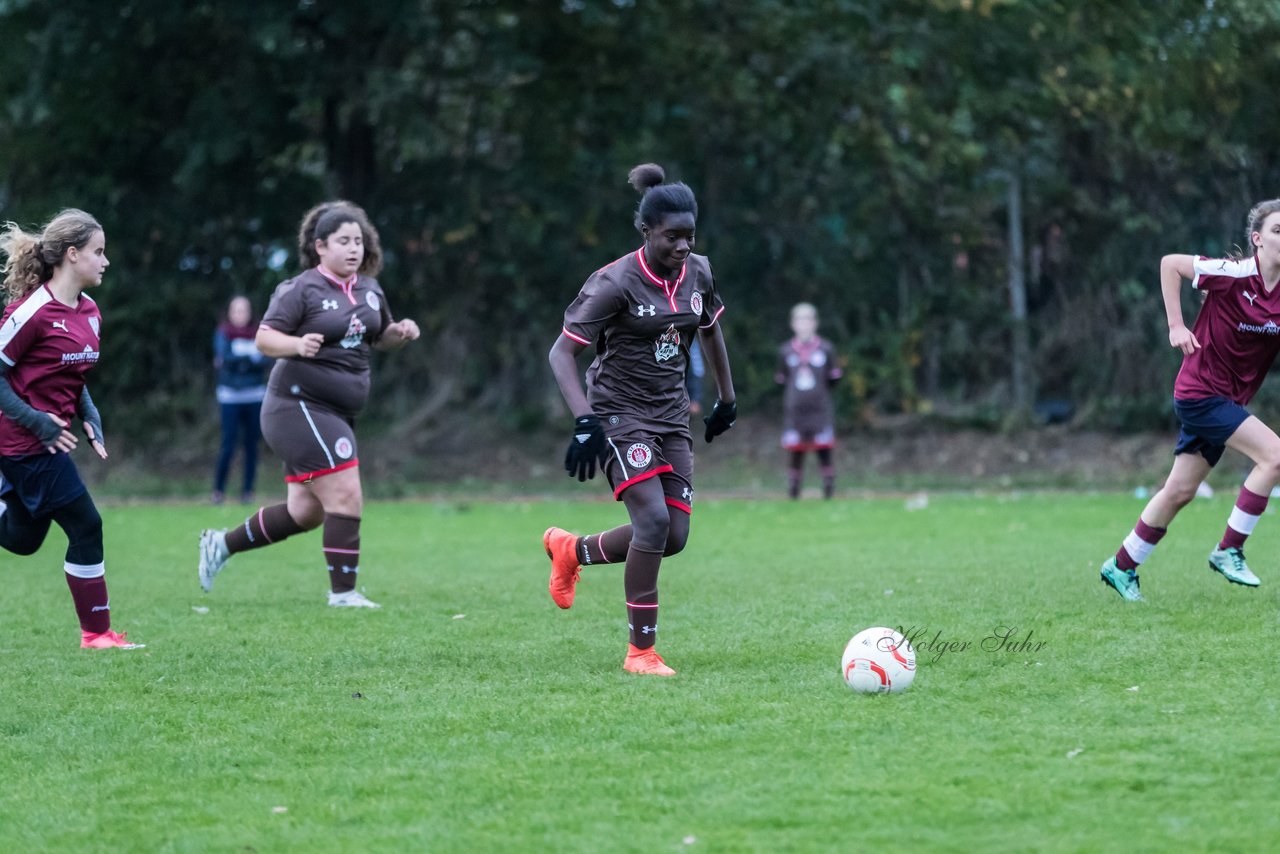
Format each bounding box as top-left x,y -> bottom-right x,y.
3,0 -> 1279,460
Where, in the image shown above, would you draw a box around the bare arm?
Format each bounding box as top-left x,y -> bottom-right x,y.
548,335 -> 591,417
373,318 -> 421,351
1161,253 -> 1200,355
698,323 -> 736,404
256,327 -> 323,359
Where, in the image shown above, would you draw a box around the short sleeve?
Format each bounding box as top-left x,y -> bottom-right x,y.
1192,256 -> 1255,294
562,272 -> 625,346
260,277 -> 306,335
369,281 -> 394,342
698,261 -> 726,329
0,307 -> 37,367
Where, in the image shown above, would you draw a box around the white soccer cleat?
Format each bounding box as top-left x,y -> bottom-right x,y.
198,529 -> 230,592
327,589 -> 381,608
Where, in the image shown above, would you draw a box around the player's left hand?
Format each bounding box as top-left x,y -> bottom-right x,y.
381,319 -> 421,349
84,422 -> 108,460
703,399 -> 737,443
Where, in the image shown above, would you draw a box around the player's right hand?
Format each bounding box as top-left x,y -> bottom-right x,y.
564,414 -> 605,481
1168,325 -> 1200,355
44,413 -> 77,454
296,332 -> 325,358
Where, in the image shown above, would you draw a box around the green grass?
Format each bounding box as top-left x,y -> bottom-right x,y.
2,493 -> 1278,852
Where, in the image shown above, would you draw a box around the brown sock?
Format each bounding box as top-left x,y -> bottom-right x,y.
577,525 -> 632,566
624,545 -> 663,649
323,513 -> 361,594
225,504 -> 305,553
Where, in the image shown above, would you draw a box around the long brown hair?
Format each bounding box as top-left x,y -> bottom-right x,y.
0,208 -> 103,303
1247,199 -> 1280,253
296,201 -> 383,276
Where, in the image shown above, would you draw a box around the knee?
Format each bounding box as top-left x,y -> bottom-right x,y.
1256,453 -> 1280,483
629,504 -> 670,552
1162,481 -> 1198,508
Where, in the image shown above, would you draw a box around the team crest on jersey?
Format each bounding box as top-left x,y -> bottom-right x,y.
626,442 -> 653,469
334,437 -> 354,459
366,292 -> 380,311
810,349 -> 827,367
654,324 -> 680,363
88,317 -> 99,337
690,292 -> 703,316
340,315 -> 367,349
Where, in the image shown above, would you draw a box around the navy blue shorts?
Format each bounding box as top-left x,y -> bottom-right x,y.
1172,396 -> 1252,467
0,453 -> 88,517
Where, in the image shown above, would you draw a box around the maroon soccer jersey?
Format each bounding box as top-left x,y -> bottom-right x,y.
561,249 -> 725,433
1174,255 -> 1280,404
261,266 -> 394,417
0,286 -> 101,455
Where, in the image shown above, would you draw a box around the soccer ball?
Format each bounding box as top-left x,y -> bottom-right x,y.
841,627 -> 916,694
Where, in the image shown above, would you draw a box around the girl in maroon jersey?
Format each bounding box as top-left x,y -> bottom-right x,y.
1100,199 -> 1280,601
198,201 -> 420,607
542,163 -> 737,676
0,209 -> 141,649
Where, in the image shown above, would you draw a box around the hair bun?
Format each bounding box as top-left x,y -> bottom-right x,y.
628,163 -> 666,193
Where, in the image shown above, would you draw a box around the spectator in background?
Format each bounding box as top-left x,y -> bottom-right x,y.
777,302 -> 842,499
212,295 -> 269,505
686,336 -> 706,416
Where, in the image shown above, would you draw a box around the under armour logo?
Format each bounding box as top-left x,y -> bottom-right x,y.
682,487 -> 693,501
341,565 -> 358,574
91,603 -> 110,612
1244,290 -> 1258,306
641,625 -> 657,634
637,305 -> 656,316
51,320 -> 68,331
322,299 -> 339,310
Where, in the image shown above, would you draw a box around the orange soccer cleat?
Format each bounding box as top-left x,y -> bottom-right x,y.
543,527 -> 582,609
80,630 -> 145,650
623,644 -> 676,676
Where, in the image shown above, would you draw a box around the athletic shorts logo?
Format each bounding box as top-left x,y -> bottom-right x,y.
334,437 -> 354,459
608,415 -> 620,426
366,292 -> 381,311
626,442 -> 653,469
690,292 -> 703,315
681,486 -> 693,502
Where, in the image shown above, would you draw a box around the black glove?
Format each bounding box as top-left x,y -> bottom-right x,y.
564,414 -> 606,481
703,400 -> 737,443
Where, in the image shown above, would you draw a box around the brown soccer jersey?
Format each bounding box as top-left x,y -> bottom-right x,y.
260,267 -> 394,418
562,249 -> 725,435
777,336 -> 842,436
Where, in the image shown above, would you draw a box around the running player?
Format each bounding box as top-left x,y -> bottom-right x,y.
1100,199 -> 1280,601
0,209 -> 142,649
776,302 -> 842,499
542,163 -> 738,676
198,201 -> 420,607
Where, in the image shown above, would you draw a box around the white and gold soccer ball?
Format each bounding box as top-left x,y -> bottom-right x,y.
841,627 -> 916,694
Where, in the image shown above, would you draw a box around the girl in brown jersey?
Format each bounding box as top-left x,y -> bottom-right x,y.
0,210 -> 141,649
198,202 -> 420,607
543,164 -> 738,676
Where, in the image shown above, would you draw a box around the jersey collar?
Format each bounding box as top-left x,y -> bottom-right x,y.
635,247 -> 687,289
315,265 -> 358,289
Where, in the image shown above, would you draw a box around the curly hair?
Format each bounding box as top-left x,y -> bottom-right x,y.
0,209 -> 103,303
628,163 -> 697,233
296,200 -> 383,276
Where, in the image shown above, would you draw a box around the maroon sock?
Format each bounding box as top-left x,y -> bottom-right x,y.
1220,486 -> 1269,550
1115,518 -> 1167,570
65,569 -> 110,634
577,525 -> 631,566
624,545 -> 663,649
323,513 -> 361,594
225,504 -> 305,554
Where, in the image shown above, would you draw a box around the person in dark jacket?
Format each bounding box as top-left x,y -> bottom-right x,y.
212,295 -> 269,504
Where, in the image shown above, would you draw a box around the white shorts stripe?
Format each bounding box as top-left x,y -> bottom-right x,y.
298,401 -> 336,469
65,561 -> 105,579
606,437 -> 627,475
1227,506 -> 1262,536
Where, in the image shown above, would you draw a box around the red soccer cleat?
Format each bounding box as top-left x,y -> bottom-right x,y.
623,643 -> 676,676
80,630 -> 145,650
543,527 -> 582,609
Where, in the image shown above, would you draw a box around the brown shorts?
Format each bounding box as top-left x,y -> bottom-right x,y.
602,432 -> 694,514
260,394 -> 359,482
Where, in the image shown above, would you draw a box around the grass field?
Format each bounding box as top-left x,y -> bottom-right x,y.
2,493 -> 1278,852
